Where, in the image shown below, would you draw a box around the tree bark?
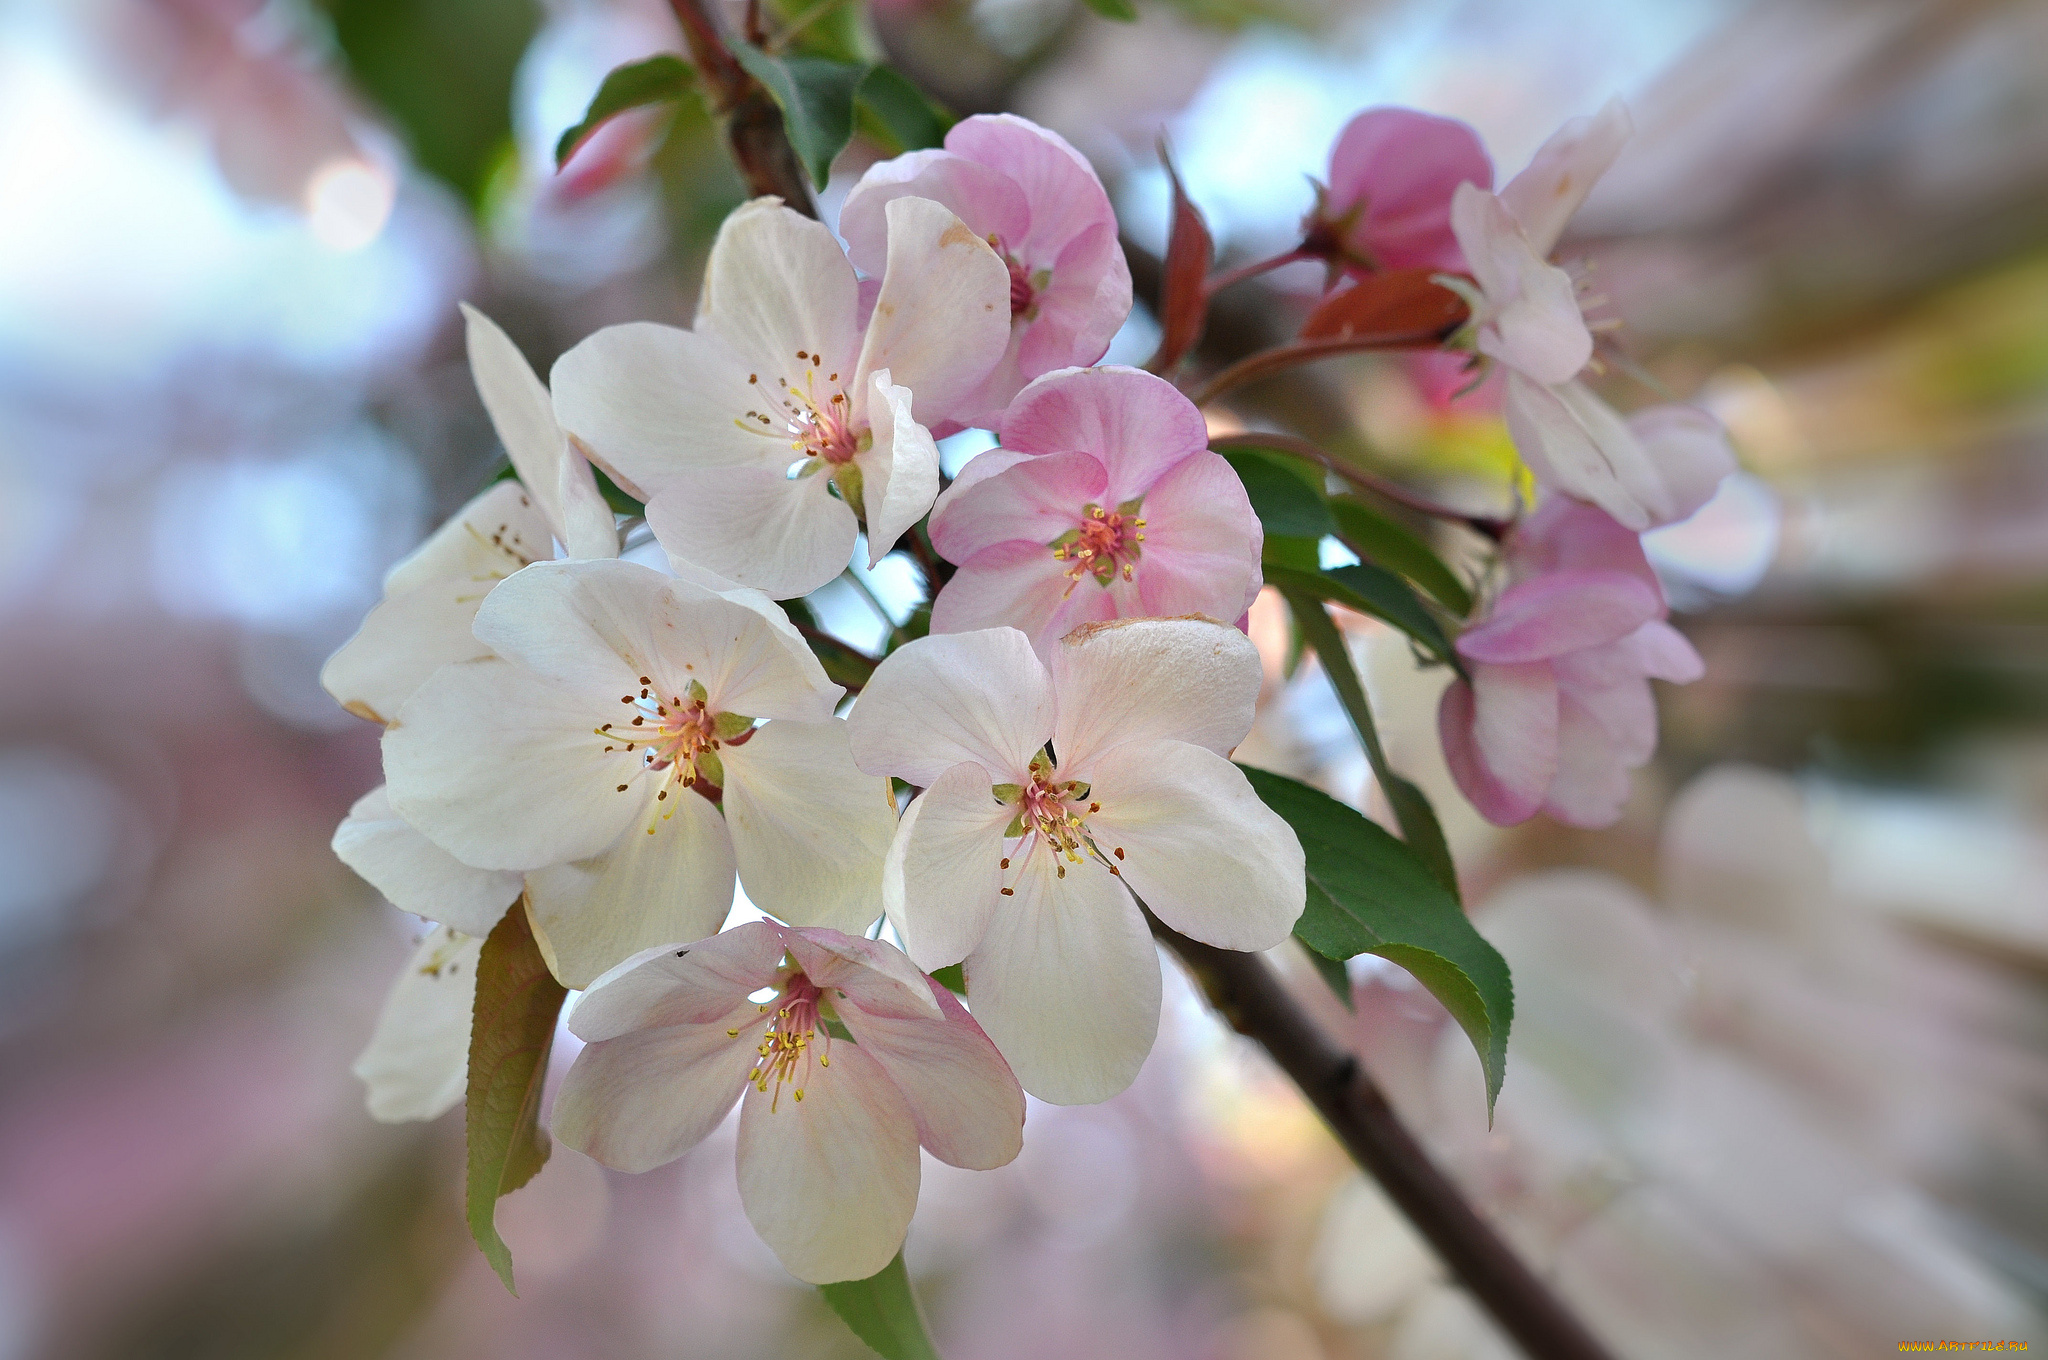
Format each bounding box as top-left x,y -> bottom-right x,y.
667,0 -> 818,216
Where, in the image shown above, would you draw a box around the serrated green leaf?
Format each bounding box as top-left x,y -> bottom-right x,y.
1328,496 -> 1473,616
1265,563 -> 1458,671
732,45 -> 866,188
819,1252 -> 943,1360
1080,0 -> 1139,18
1275,588 -> 1460,898
1223,449 -> 1335,539
466,898 -> 568,1294
1245,766 -> 1511,1114
855,65 -> 952,154
554,54 -> 694,167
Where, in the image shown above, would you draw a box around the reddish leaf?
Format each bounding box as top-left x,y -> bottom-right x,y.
1300,269 -> 1468,344
1148,147 -> 1213,374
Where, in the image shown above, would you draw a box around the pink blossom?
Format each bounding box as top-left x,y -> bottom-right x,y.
840,115 -> 1132,432
553,920 -> 1023,1284
1309,107 -> 1493,276
925,366 -> 1262,655
1437,499 -> 1703,828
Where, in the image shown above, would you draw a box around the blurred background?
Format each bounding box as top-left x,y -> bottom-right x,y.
1,0 -> 2046,1355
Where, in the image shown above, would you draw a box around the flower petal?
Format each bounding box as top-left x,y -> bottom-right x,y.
1438,662 -> 1557,826
1624,618 -> 1705,683
1499,97 -> 1631,258
1455,569 -> 1662,664
700,198 -> 862,388
383,479 -> 551,599
964,850 -> 1158,1104
1126,450 -> 1264,623
1451,185 -> 1590,386
944,114 -> 1112,272
928,538 -> 1116,654
462,303 -> 617,560
567,919 -> 787,1041
1511,495 -> 1659,589
882,762 -> 1009,970
385,658 -> 640,871
837,975 -> 1023,1170
927,448 -> 1104,564
321,577 -> 496,728
1325,107 -> 1493,272
332,786 -> 521,937
847,628 -> 1054,786
854,196 -> 1012,429
525,785 -> 738,989
645,464 -> 858,600
782,927 -> 940,1017
1542,691 -> 1633,828
998,366 -> 1208,496
552,1010 -> 762,1173
1050,615 -> 1262,768
927,448 -> 1033,532
352,925 -> 480,1123
1626,403 -> 1737,526
736,1040 -> 921,1284
839,148 -> 1030,278
1505,374 -> 1678,531
722,719 -> 897,937
549,321 -> 768,502
1080,739 -> 1303,952
857,372 -> 941,563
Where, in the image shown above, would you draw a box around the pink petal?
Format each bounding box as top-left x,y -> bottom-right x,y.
834,974 -> 1024,1171
944,114 -> 1115,271
927,449 -> 1107,563
998,366 -> 1209,494
928,538 -> 1114,652
1438,665 -> 1557,826
1550,640 -> 1659,765
784,926 -> 941,1020
1457,569 -> 1662,664
1512,495 -> 1660,595
1127,449 -> 1264,622
566,919 -> 787,1041
1626,404 -> 1737,525
1499,97 -> 1631,257
928,448 -> 1033,530
552,1014 -> 762,1173
1624,619 -> 1705,683
1451,185 -> 1590,386
846,628 -> 1055,786
1325,107 -> 1493,273
1542,692 -> 1634,828
854,197 -> 1012,431
839,150 -> 1030,277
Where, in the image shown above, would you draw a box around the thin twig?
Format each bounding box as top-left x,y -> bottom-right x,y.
1152,918 -> 1620,1360
1210,431 -> 1509,541
1205,248 -> 1312,298
1190,328 -> 1454,407
667,0 -> 816,215
841,567 -> 909,648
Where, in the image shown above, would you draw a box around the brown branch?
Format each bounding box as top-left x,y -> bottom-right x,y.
1190,329 -> 1453,407
668,0 -> 817,216
1154,920 -> 1621,1360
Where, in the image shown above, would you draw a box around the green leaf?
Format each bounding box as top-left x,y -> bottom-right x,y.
1307,948 -> 1353,1010
855,65 -> 953,154
466,899 -> 568,1294
819,1252 -> 943,1360
1080,0 -> 1139,18
930,963 -> 967,995
732,46 -> 866,188
1244,766 -> 1511,1114
1264,563 -> 1458,672
1275,588 -> 1460,899
1223,449 -> 1335,539
555,55 -> 694,168
1328,496 -> 1472,616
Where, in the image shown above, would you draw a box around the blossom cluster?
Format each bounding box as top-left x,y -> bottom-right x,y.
325,104 -> 1729,1285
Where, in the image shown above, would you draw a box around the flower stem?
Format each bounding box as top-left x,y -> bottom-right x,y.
1204,248 -> 1311,298
842,568 -> 909,649
1149,916 -> 1621,1360
1189,329 -> 1455,407
667,0 -> 817,215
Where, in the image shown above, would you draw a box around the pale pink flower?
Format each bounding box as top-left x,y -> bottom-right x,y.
925,366 -> 1262,654
1447,101 -> 1736,530
551,197 -> 1012,596
1438,499 -> 1704,828
553,920 -> 1023,1284
839,115 -> 1132,432
1311,107 -> 1493,275
847,620 -> 1304,1104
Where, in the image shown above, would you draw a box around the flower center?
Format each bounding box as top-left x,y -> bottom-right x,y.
750,973 -> 830,1111
739,350 -> 861,469
598,674 -> 756,831
1007,256 -> 1035,317
993,753 -> 1126,896
1049,500 -> 1146,596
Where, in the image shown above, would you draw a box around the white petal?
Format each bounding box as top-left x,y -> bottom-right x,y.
856,371 -> 940,563
352,925 -> 480,1123
1081,739 -> 1304,952
1505,375 -> 1662,531
1499,97 -> 1632,257
701,198 -> 862,389
736,1040 -> 921,1284
835,975 -> 1023,1170
964,850 -> 1159,1104
884,762 -> 1009,969
1543,692 -> 1633,828
474,559 -> 840,723
321,577 -> 494,727
382,480 -> 551,599
1625,404 -> 1737,526
384,658 -> 641,871
722,720 -> 897,937
462,303 -> 618,560
847,629 -> 1055,786
525,787 -> 738,989
854,196 -> 1012,428
568,919 -> 788,1041
552,1010 -> 762,1173
1048,616 -> 1261,769
1450,184 -> 1590,386
332,786 -> 520,937
645,465 -> 859,601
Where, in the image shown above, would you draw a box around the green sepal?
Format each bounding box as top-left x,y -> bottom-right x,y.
714,711 -> 757,739
694,748 -> 726,789
991,783 -> 1024,804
